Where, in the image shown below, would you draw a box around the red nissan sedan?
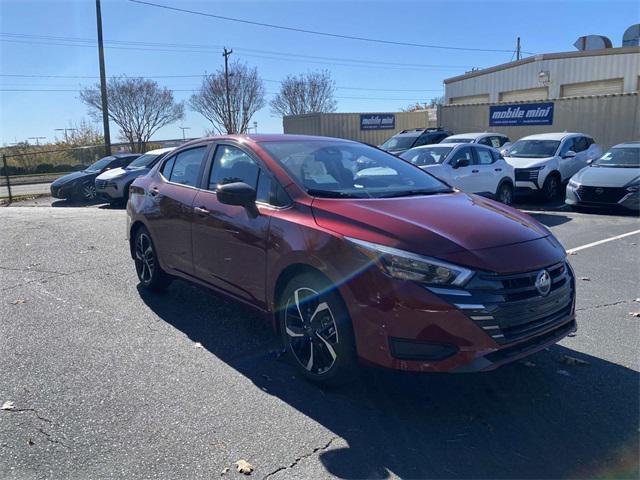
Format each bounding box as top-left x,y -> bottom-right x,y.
127,134 -> 576,385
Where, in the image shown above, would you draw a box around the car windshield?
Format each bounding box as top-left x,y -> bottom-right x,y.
592,147 -> 640,168
380,134 -> 418,151
444,138 -> 473,144
85,156 -> 115,172
400,147 -> 453,166
128,152 -> 163,168
505,140 -> 560,158
260,140 -> 452,198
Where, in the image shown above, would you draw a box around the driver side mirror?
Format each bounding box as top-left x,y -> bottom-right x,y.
563,150 -> 576,159
586,158 -> 594,165
216,182 -> 256,207
452,158 -> 470,169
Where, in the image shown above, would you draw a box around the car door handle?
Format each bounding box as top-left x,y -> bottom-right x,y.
194,206 -> 209,217
472,169 -> 479,173
494,168 -> 502,172
149,186 -> 159,196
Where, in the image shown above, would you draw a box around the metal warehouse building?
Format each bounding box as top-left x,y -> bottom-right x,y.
440,46 -> 640,148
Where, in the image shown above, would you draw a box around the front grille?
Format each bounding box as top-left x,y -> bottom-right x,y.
95,179 -> 108,189
576,185 -> 627,204
437,262 -> 575,345
515,168 -> 540,183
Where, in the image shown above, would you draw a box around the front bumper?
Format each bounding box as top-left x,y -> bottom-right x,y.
566,184 -> 640,211
50,183 -> 74,199
342,257 -> 575,373
95,179 -> 122,200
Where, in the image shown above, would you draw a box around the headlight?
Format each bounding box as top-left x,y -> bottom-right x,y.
568,179 -> 580,188
626,184 -> 639,192
346,237 -> 474,286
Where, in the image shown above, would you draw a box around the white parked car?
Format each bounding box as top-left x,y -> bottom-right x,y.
441,132 -> 511,149
399,143 -> 516,204
503,132 -> 602,201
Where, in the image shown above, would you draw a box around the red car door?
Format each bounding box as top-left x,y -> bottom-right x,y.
147,145 -> 209,276
191,143 -> 275,309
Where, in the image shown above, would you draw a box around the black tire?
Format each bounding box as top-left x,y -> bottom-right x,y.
133,225 -> 172,292
541,173 -> 561,201
496,181 -> 514,205
278,272 -> 358,387
78,181 -> 97,202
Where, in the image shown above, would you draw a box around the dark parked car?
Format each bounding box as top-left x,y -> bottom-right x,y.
51,153 -> 140,201
379,128 -> 451,155
127,134 -> 576,386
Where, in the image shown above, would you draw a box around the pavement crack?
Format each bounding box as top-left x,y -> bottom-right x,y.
576,300 -> 631,312
36,427 -> 70,449
263,436 -> 339,479
4,407 -> 53,423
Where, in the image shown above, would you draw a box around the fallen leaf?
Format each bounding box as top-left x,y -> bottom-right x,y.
556,369 -> 571,377
1,401 -> 15,410
579,277 -> 591,281
194,342 -> 203,349
220,467 -> 230,476
568,251 -> 577,256
522,361 -> 536,367
11,299 -> 26,305
635,298 -> 640,303
235,459 -> 254,475
27,438 -> 34,446
629,312 -> 640,318
560,355 -> 589,366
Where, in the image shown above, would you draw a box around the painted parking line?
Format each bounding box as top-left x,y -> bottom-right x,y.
566,229 -> 640,254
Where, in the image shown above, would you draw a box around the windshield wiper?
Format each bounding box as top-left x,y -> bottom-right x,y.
379,189 -> 450,198
307,189 -> 367,199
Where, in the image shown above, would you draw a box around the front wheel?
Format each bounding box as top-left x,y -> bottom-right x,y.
133,226 -> 172,292
79,181 -> 97,201
541,174 -> 561,201
496,182 -> 513,205
279,272 -> 358,387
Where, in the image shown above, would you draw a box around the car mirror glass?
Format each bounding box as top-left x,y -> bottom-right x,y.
563,150 -> 576,159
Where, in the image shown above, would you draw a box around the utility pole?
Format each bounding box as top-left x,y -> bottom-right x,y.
96,0 -> 111,155
516,36 -> 521,61
28,137 -> 46,146
223,47 -> 233,134
55,128 -> 77,142
179,126 -> 191,141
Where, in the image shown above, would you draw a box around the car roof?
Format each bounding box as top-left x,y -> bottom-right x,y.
520,132 -> 589,141
444,132 -> 505,140
180,133 -> 359,148
144,147 -> 175,155
612,142 -> 640,149
112,152 -> 140,158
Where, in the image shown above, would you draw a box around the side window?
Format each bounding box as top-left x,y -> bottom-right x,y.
574,137 -> 589,152
491,149 -> 504,162
476,148 -> 494,165
499,136 -> 510,147
449,146 -> 475,166
168,146 -> 207,186
585,137 -> 594,148
560,138 -> 576,156
256,170 -> 291,207
209,145 -> 260,190
478,137 -> 493,147
414,134 -> 432,147
161,155 -> 176,179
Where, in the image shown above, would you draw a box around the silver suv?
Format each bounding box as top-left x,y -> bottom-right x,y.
95,147 -> 174,204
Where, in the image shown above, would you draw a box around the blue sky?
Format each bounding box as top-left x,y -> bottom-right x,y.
1,0 -> 638,145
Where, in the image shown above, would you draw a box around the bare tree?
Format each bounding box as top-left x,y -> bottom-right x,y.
400,95 -> 445,112
189,61 -> 265,134
80,77 -> 184,152
270,70 -> 337,117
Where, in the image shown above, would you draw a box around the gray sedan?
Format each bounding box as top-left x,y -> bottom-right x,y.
95,147 -> 174,204
566,142 -> 639,211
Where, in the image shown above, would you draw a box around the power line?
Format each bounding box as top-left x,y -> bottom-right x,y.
128,0 -> 534,54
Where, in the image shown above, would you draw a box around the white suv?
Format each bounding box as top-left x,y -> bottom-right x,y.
399,143 -> 515,204
504,132 -> 602,201
442,132 -> 510,149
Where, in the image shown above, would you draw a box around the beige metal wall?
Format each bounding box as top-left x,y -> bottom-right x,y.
439,93 -> 639,149
283,111 -> 437,145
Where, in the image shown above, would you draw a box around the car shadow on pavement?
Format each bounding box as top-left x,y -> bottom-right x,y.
527,212 -> 573,227
51,198 -> 107,208
138,281 -> 639,479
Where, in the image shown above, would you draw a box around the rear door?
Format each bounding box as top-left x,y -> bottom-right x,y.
191,143 -> 274,308
146,145 -> 210,276
473,146 -> 501,194
446,146 -> 478,192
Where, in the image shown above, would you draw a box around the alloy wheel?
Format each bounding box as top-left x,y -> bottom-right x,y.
135,233 -> 155,284
499,185 -> 513,205
82,183 -> 97,200
284,287 -> 339,375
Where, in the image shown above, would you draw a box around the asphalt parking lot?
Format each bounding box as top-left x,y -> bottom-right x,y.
1,197 -> 639,479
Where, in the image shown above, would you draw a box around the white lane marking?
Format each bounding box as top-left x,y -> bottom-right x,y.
566,229 -> 640,254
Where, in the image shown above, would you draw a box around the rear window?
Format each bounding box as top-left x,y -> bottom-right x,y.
380,134 -> 419,151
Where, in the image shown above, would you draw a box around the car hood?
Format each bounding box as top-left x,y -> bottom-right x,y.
96,167 -> 127,180
311,192 -> 550,257
504,156 -> 553,168
52,170 -> 93,186
572,166 -> 639,187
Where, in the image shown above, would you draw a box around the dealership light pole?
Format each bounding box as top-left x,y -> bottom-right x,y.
55,128 -> 77,142
95,0 -> 111,155
516,37 -> 521,61
179,126 -> 191,141
28,137 -> 46,146
223,47 -> 233,134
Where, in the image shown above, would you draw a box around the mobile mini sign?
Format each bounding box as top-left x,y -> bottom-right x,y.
489,102 -> 554,126
360,113 -> 396,130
